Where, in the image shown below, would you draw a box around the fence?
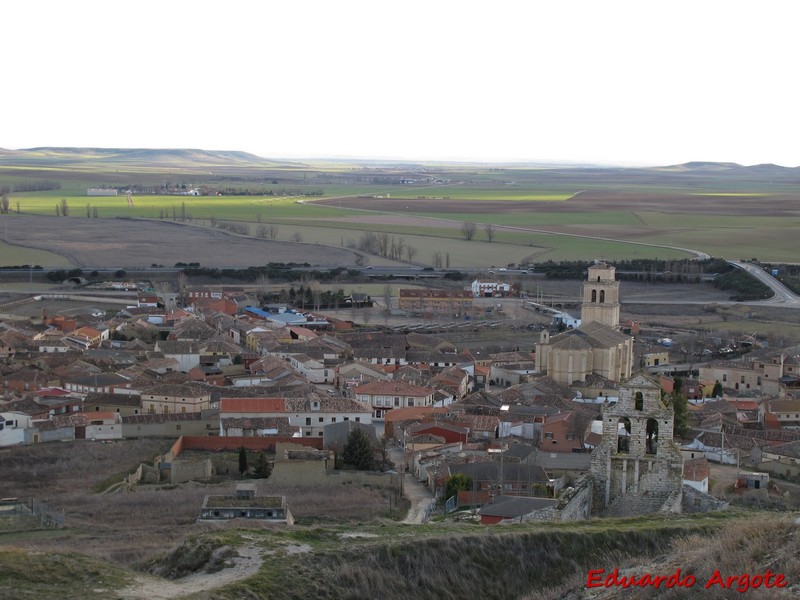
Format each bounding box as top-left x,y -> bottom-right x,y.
29,498 -> 66,528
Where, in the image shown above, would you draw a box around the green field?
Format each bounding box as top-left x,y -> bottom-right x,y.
2,149 -> 799,265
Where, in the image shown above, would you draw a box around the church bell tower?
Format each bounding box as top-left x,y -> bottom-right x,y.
581,263 -> 620,328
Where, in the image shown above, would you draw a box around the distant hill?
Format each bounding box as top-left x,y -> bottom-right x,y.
658,161 -> 798,174
0,147 -> 306,169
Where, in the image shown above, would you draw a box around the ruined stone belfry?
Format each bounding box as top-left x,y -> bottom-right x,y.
589,373 -> 684,516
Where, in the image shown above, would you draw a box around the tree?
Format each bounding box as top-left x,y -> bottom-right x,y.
291,232 -> 303,242
0,193 -> 9,214
712,380 -> 723,398
238,446 -> 249,476
432,251 -> 443,269
461,221 -> 476,241
253,452 -> 271,478
406,245 -> 417,262
59,198 -> 69,216
342,427 -> 374,470
670,389 -> 689,438
484,223 -> 495,242
445,473 -> 472,501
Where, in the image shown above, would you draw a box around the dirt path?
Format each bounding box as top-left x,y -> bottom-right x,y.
389,446 -> 435,524
117,544 -> 263,599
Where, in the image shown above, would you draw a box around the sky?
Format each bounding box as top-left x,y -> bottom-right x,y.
4,1 -> 799,167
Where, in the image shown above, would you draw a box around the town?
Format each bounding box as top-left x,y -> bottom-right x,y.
3,261 -> 799,535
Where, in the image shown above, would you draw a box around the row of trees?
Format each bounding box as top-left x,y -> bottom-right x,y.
460,221 -> 495,242
351,232 -> 418,262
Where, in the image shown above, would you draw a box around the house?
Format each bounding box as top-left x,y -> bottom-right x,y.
63,373 -> 132,395
84,392 -> 143,417
539,412 -> 584,453
336,362 -> 390,390
398,288 -> 473,316
51,411 -> 123,440
353,380 -> 436,419
323,420 -> 379,451
188,365 -> 226,386
286,354 -> 333,384
682,457 -> 710,493
220,416 -> 298,437
478,495 -> 557,525
219,396 -> 372,438
449,461 -> 552,496
153,340 -> 202,372
0,412 -> 34,446
470,280 -> 511,298
767,398 -> 800,427
406,422 -> 468,445
751,441 -> 800,479
140,383 -> 212,415
122,412 -> 220,438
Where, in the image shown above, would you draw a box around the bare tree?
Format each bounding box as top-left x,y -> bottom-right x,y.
86,203 -> 91,218
291,232 -> 303,242
406,245 -> 417,263
383,284 -> 392,314
268,225 -> 279,240
484,223 -> 495,242
432,252 -> 443,269
257,225 -> 268,238
378,232 -> 390,257
92,206 -> 99,218
59,198 -> 69,216
55,203 -> 60,217
461,221 -> 476,241
446,252 -> 451,268
0,193 -> 9,214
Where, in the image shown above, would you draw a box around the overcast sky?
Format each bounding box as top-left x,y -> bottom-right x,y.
4,1 -> 798,166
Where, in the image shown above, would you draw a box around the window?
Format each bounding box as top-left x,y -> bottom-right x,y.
306,417 -> 311,425
741,376 -> 745,384
566,433 -> 575,441
331,417 -> 336,423
408,399 -> 415,407
318,417 -> 324,423
344,417 -> 349,421
355,417 -> 360,422
545,431 -> 554,439
394,398 -> 400,407
722,374 -> 727,382
176,425 -> 181,431
599,290 -> 605,303
591,290 -> 597,302
635,392 -> 643,411
318,432 -> 323,436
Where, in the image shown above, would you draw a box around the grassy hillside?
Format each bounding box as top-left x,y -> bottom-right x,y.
3,510 -> 797,599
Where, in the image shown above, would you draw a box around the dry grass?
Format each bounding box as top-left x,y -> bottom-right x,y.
0,440 -> 401,568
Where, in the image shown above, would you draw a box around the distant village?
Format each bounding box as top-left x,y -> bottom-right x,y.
2,263 -> 800,524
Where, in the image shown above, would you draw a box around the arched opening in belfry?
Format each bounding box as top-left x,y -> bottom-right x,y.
646,418 -> 658,455
635,391 -> 644,411
591,289 -> 597,302
600,290 -> 605,303
617,417 -> 631,453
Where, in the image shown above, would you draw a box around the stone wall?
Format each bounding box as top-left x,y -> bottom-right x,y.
681,484 -> 729,514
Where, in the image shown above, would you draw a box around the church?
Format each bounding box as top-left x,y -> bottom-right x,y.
535,263 -> 634,386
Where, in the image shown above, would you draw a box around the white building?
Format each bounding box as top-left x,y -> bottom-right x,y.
0,412 -> 33,447
471,280 -> 511,298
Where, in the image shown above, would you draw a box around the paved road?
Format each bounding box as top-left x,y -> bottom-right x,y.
729,260 -> 800,307
388,445 -> 435,524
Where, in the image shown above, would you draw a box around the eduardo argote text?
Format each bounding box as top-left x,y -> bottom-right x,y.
586,568 -> 788,593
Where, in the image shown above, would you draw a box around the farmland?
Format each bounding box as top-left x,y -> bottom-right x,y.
1,148 -> 799,268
